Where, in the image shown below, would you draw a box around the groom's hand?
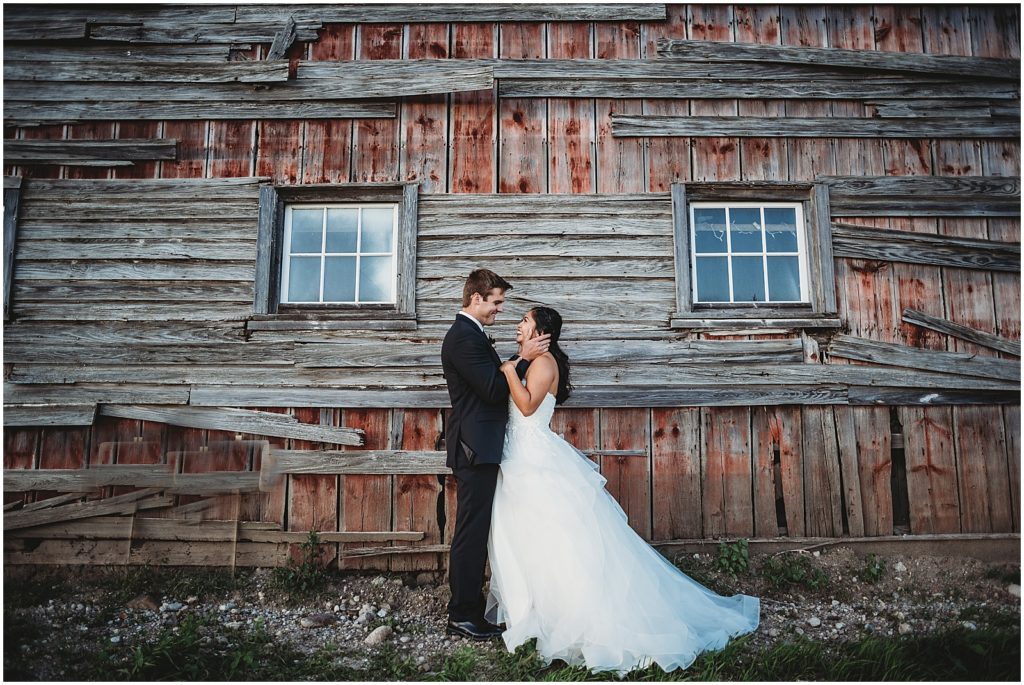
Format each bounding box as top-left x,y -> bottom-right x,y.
520,333 -> 551,361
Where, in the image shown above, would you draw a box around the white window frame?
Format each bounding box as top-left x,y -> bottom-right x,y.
280,203 -> 399,305
689,201 -> 810,305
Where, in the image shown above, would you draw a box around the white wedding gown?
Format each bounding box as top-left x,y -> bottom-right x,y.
485,392 -> 760,674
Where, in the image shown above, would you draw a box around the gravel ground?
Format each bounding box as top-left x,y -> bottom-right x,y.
5,546 -> 1020,680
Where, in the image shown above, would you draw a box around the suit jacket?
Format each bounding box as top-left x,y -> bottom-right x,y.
441,315 -> 527,469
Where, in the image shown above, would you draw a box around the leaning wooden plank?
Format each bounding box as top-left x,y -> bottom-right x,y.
3,404 -> 97,427
4,101 -> 396,125
2,466 -> 260,494
265,16 -> 298,61
610,115 -> 1020,139
3,489 -> 170,531
827,334 -> 1020,381
831,222 -> 1021,271
3,140 -> 178,166
98,406 -> 364,446
21,493 -> 83,512
3,181 -> 20,321
902,308 -> 1021,357
655,38 -> 1020,80
339,544 -> 450,559
824,175 -> 1020,217
236,4 -> 668,23
2,60 -> 289,83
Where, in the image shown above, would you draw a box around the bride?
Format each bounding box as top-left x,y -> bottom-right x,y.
485,306 -> 760,675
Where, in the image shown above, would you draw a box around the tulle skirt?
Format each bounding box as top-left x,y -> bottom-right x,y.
485,418 -> 760,675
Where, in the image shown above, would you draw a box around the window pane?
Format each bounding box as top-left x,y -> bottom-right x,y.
767,256 -> 802,301
359,256 -> 394,302
695,256 -> 729,302
693,208 -> 727,254
361,207 -> 394,253
326,208 -> 358,253
732,256 -> 766,302
764,207 -> 799,252
290,209 -> 323,253
287,256 -> 321,302
323,256 -> 357,302
729,207 -> 763,252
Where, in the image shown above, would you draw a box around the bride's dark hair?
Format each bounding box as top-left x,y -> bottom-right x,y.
529,306 -> 572,405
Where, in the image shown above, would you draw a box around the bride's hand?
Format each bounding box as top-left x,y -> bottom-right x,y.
499,359 -> 517,373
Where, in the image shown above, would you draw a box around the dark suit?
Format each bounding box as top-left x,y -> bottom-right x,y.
441,313 -> 527,621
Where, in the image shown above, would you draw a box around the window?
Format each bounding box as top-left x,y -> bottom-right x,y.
252,183 -> 418,330
281,204 -> 398,305
670,182 -> 839,329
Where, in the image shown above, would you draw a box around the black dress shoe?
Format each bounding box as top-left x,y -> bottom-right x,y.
446,618 -> 503,641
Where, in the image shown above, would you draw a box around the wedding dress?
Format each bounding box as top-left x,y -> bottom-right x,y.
485,392 -> 760,674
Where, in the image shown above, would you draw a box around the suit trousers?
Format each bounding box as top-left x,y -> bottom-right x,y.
447,461 -> 500,622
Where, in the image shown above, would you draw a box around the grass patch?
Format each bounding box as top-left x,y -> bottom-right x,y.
715,539 -> 750,577
428,645 -> 480,681
857,553 -> 886,584
267,531 -> 333,602
760,553 -> 828,592
984,564 -> 1021,585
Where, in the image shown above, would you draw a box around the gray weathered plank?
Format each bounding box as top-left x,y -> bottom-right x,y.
3,404 -> 97,427
611,115 -> 1020,138
3,20 -> 87,41
827,334 -> 1021,381
2,467 -> 261,496
15,239 -> 254,261
12,280 -> 254,304
4,139 -> 179,166
10,302 -> 253,322
2,44 -> 233,62
824,175 -> 1020,217
3,60 -> 289,83
85,22 -> 321,44
265,15 -> 298,61
831,222 -> 1020,271
4,101 -> 396,125
902,308 -> 1021,357
4,383 -> 191,406
655,38 -> 1021,80
235,4 -> 668,23
4,183 -> 21,321
13,261 -> 256,281
867,99 -> 1014,118
3,489 -> 171,531
98,405 -> 364,446
20,176 -> 264,199
2,321 -> 245,346
847,387 -> 1018,405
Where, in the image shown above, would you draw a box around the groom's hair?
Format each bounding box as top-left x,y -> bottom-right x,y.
462,269 -> 512,306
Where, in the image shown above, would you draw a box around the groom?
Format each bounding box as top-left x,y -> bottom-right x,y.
441,268 -> 549,640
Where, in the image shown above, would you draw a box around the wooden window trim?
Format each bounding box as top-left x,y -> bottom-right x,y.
4,176 -> 22,322
253,182 -> 419,331
670,181 -> 839,330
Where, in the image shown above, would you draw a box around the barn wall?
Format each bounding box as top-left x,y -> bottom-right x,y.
3,5 -> 1020,567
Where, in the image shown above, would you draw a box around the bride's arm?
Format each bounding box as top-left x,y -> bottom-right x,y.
500,355 -> 556,417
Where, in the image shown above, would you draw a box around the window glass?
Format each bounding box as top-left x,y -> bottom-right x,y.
361,207 -> 395,252
767,255 -> 801,301
287,256 -> 321,302
290,209 -> 323,253
359,256 -> 394,302
732,256 -> 765,302
764,207 -> 798,252
326,208 -> 358,252
323,256 -> 357,301
695,256 -> 729,302
693,207 -> 727,253
729,207 -> 763,252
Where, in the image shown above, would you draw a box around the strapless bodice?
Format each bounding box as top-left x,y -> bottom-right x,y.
507,391 -> 556,431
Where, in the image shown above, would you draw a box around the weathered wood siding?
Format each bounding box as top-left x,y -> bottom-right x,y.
3,5 -> 1019,567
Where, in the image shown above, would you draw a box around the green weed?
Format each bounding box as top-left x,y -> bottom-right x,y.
857,553 -> 886,584
428,645 -> 480,681
761,553 -> 828,592
269,530 -> 331,599
714,539 -> 749,577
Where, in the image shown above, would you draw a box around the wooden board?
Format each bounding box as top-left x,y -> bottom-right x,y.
547,22 -> 595,193
1003,405 -> 1021,533
403,23 -> 449,194
953,406 -> 1013,533
353,24 -> 402,182
286,407 -> 338,569
159,121 -> 207,178
898,406 -> 960,534
651,407 -> 701,539
497,22 -> 545,194
449,23 -> 496,192
688,5 -> 738,183
834,406 -> 893,537
3,428 -> 37,506
255,120 -> 302,184
208,121 -> 254,178
339,408 -> 393,571
391,408 -> 443,571
700,407 -> 753,538
302,24 -> 354,183
595,21 -> 644,193
735,5 -> 787,184
599,408 -> 651,539
641,4 -> 689,190
749,404 -> 791,538
64,123 -> 113,181
800,406 -> 843,536
781,6 -> 834,182
113,122 -> 162,179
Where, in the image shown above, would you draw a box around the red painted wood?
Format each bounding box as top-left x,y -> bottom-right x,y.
969,4 -> 1020,58
65,123 -> 114,180
498,22 -> 545,194
651,408 -> 701,540
160,122 -> 207,178
550,407 -> 600,464
735,5 -> 787,183
303,24 -> 354,183
689,6 -> 738,182
450,23 -> 497,192
900,406 -> 961,534
800,407 -> 843,537
243,407 -> 288,526
256,120 -> 302,184
208,120 -> 254,178
547,22 -> 594,193
178,436 -> 252,519
114,121 -> 161,179
4,428 -> 37,506
872,5 -> 925,54
596,22 -> 644,193
392,409 -> 444,571
781,6 -> 833,182
354,24 -> 402,182
1003,405 -> 1021,533
339,408 -> 393,570
642,5 -> 689,191
600,408 -> 652,539
288,407 -> 338,534
921,5 -> 973,56
18,125 -> 65,179
701,407 -> 753,538
404,23 -> 450,194
953,406 -> 1013,533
